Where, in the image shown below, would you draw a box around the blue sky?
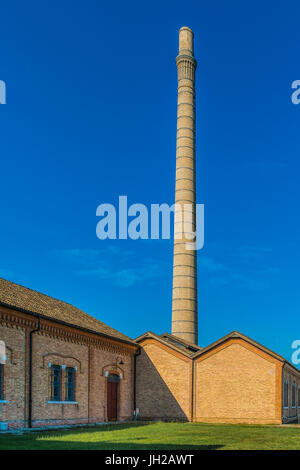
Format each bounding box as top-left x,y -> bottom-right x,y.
0,0 -> 299,363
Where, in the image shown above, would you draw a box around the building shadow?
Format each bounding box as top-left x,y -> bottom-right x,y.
136,351 -> 188,421
0,423 -> 224,450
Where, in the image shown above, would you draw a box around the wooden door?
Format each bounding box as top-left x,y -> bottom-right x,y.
107,374 -> 119,421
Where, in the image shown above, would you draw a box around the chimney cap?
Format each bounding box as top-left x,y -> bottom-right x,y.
178,26 -> 194,56
179,26 -> 194,34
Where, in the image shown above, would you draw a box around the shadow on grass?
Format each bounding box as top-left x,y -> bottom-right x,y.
0,423 -> 224,450
0,439 -> 223,450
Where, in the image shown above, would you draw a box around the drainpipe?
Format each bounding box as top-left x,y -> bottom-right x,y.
133,347 -> 141,417
191,358 -> 195,422
28,316 -> 41,428
88,346 -> 90,424
282,361 -> 285,423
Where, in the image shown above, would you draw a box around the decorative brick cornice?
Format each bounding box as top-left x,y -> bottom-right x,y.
176,56 -> 197,81
0,306 -> 137,356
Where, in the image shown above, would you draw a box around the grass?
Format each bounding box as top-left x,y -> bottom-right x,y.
0,422 -> 299,450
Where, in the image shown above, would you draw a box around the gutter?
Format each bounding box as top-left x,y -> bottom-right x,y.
88,346 -> 90,424
28,316 -> 41,428
282,360 -> 285,423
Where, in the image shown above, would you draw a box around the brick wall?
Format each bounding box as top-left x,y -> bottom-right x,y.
3,310 -> 299,428
0,324 -> 26,428
0,312 -> 135,429
194,339 -> 282,424
136,340 -> 191,421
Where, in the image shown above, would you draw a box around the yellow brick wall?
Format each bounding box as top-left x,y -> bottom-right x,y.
194,340 -> 282,424
0,324 -> 26,427
136,340 -> 191,421
90,347 -> 133,422
32,333 -> 89,425
32,333 -> 134,426
0,316 -> 135,428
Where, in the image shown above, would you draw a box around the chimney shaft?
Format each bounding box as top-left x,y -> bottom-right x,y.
171,27 -> 198,345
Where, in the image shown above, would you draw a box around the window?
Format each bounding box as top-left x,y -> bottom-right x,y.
0,364 -> 4,400
298,387 -> 300,408
292,382 -> 296,408
65,367 -> 75,402
49,365 -> 61,401
284,380 -> 289,408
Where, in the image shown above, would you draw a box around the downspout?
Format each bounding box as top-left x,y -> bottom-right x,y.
191,358 -> 195,422
133,347 -> 141,417
88,346 -> 90,424
282,361 -> 285,423
28,316 -> 41,428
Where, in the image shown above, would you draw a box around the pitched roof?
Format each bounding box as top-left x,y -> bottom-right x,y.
192,330 -> 284,360
160,332 -> 202,353
193,330 -> 300,375
135,329 -> 300,374
0,278 -> 134,345
134,331 -> 201,357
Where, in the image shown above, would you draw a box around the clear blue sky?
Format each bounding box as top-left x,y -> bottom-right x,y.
1,0 -> 299,363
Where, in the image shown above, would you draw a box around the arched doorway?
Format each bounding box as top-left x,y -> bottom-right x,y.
107,373 -> 120,421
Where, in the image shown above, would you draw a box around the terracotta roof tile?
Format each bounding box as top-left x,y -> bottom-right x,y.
0,278 -> 133,344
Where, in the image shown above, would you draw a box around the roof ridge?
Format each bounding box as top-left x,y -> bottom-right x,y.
191,330 -> 300,374
160,332 -> 202,350
135,331 -> 196,357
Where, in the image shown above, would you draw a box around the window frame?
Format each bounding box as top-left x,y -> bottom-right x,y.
49,365 -> 61,402
292,381 -> 296,408
65,367 -> 76,402
283,379 -> 289,409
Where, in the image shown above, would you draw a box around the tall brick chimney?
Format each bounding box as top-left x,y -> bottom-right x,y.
171,27 -> 198,345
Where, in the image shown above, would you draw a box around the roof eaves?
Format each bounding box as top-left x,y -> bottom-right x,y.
0,301 -> 138,349
191,330 -> 286,363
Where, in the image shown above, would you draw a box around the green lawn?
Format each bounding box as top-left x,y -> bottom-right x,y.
0,422 -> 299,450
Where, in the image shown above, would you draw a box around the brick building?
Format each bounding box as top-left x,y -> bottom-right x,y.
0,278 -> 137,429
0,277 -> 299,429
0,27 -> 299,430
135,331 -> 300,424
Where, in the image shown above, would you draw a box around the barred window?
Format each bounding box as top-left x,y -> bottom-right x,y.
50,365 -> 61,401
284,380 -> 289,408
65,367 -> 75,402
292,382 -> 296,408
0,364 -> 4,400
